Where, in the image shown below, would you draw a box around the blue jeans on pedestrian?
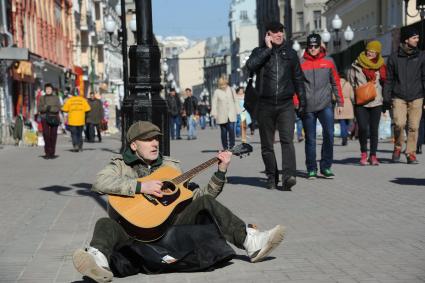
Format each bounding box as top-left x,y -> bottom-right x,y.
219,122 -> 235,150
188,115 -> 197,139
295,116 -> 303,140
339,119 -> 350,138
235,114 -> 241,137
170,115 -> 181,139
199,115 -> 207,129
70,125 -> 84,150
302,106 -> 334,172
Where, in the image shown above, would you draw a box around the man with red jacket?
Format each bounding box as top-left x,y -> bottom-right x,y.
300,34 -> 344,179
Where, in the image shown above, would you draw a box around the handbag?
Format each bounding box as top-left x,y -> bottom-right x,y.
355,78 -> 377,106
243,77 -> 259,119
45,113 -> 60,126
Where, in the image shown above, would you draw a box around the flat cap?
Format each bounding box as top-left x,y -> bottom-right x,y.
266,21 -> 285,33
126,121 -> 162,143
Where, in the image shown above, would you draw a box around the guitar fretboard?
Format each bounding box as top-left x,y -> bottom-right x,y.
171,157 -> 219,184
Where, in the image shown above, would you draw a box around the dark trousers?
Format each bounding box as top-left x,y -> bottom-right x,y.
69,126 -> 84,149
219,122 -> 235,150
169,115 -> 181,139
257,99 -> 296,181
418,110 -> 425,147
90,195 -> 247,261
339,119 -> 351,138
354,105 -> 382,155
87,123 -> 102,142
302,106 -> 334,172
41,119 -> 58,157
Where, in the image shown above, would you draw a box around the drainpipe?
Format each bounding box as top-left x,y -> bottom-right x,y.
1,0 -> 14,144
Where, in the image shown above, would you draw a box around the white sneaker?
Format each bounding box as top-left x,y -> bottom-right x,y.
243,225 -> 285,263
73,247 -> 113,283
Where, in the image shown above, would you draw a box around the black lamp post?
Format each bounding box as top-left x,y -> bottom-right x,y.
121,0 -> 170,155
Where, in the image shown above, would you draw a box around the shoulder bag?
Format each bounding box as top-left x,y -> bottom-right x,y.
354,74 -> 377,106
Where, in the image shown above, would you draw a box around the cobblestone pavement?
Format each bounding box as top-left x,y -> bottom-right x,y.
0,128 -> 424,283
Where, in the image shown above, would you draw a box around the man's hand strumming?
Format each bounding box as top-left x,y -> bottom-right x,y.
140,180 -> 163,197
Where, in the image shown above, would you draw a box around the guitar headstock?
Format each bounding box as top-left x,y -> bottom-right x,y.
230,143 -> 253,157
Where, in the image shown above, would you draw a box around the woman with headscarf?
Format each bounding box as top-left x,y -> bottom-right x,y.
348,40 -> 387,166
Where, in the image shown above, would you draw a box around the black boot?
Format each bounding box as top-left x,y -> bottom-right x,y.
280,176 -> 296,191
417,145 -> 422,154
266,176 -> 277,190
342,137 -> 348,146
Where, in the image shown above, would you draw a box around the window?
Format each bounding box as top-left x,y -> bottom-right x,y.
297,12 -> 304,32
313,10 -> 322,31
240,10 -> 248,21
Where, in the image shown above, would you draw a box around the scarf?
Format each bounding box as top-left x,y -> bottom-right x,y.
357,52 -> 386,82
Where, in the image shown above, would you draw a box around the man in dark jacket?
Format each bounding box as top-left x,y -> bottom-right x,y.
246,21 -> 306,191
166,88 -> 182,140
183,88 -> 198,140
384,27 -> 425,164
86,92 -> 104,142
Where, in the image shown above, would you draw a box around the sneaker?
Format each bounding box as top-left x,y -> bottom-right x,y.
243,225 -> 285,263
73,247 -> 113,283
281,176 -> 296,191
320,168 -> 335,179
360,152 -> 368,166
307,170 -> 317,180
369,154 -> 379,166
406,153 -> 419,164
392,147 -> 401,163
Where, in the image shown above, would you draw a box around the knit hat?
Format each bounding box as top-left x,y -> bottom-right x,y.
126,121 -> 162,143
366,40 -> 382,53
400,26 -> 419,43
307,33 -> 321,46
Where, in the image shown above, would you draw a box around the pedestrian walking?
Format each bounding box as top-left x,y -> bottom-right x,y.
183,88 -> 198,140
300,34 -> 344,180
383,27 -> 424,164
348,40 -> 386,165
166,88 -> 182,140
334,73 -> 354,147
197,96 -> 210,130
38,83 -> 61,159
61,88 -> 91,152
246,21 -> 306,191
86,92 -> 104,142
235,87 -> 252,143
210,75 -> 241,150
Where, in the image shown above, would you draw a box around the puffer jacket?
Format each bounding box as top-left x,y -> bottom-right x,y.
246,43 -> 306,106
383,45 -> 425,102
300,49 -> 343,113
92,148 -> 226,200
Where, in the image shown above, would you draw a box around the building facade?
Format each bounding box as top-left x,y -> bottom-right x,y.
229,0 -> 258,86
178,40 -> 206,97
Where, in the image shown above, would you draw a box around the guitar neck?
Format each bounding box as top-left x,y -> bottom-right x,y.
172,157 -> 219,185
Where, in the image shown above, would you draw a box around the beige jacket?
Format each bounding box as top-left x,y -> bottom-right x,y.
347,62 -> 384,108
210,86 -> 241,124
92,154 -> 226,200
334,78 -> 354,120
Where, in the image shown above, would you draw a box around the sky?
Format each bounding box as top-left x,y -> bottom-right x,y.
152,0 -> 232,40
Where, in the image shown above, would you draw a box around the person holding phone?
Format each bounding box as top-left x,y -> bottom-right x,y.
246,22 -> 306,191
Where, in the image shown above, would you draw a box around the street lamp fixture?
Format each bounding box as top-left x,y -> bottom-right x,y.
344,25 -> 354,45
321,28 -> 331,46
292,40 -> 301,52
321,15 -> 355,52
129,14 -> 137,39
105,16 -> 122,48
115,3 -> 122,17
331,14 -> 343,49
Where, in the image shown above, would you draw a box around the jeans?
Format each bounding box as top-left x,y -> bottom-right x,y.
354,106 -> 382,154
87,123 -> 102,142
199,115 -> 207,129
219,122 -> 236,150
170,115 -> 181,139
295,116 -> 303,140
90,195 -> 247,261
235,114 -> 241,137
69,125 -> 84,149
339,119 -> 350,138
188,115 -> 197,139
257,99 -> 296,181
302,106 -> 334,172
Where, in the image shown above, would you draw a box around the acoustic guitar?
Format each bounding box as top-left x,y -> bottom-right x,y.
108,143 -> 253,242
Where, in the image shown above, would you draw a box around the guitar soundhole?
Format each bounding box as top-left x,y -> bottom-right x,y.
158,181 -> 180,206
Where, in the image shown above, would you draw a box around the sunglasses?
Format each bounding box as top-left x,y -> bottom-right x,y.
308,45 -> 320,49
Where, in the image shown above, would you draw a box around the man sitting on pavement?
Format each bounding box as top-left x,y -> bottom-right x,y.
72,121 -> 285,283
